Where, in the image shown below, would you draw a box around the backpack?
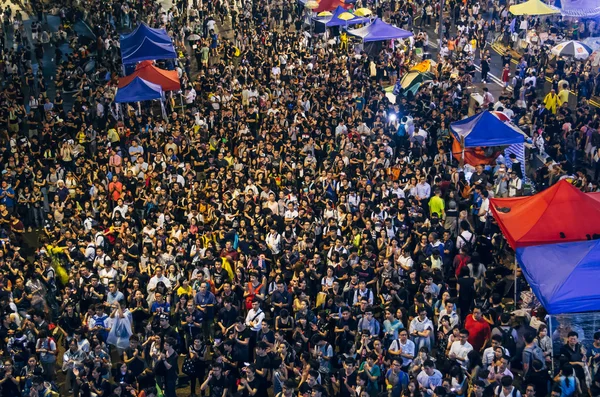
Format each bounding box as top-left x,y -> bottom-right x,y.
498,327 -> 517,357
524,344 -> 546,369
455,254 -> 469,278
459,233 -> 474,253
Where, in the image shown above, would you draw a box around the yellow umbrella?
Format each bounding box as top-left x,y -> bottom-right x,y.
305,0 -> 319,9
354,8 -> 372,16
338,12 -> 355,20
317,11 -> 333,16
410,59 -> 432,73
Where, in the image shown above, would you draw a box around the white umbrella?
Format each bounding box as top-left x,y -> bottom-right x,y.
188,34 -> 201,41
551,40 -> 593,60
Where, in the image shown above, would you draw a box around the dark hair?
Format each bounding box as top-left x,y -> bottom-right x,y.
524,332 -> 536,344
500,375 -> 513,387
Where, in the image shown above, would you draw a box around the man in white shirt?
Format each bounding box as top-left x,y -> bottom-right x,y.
265,228 -> 282,255
284,202 -> 298,223
438,301 -> 460,328
482,335 -> 510,367
508,172 -> 522,197
147,266 -> 172,303
456,221 -> 474,250
449,329 -> 474,368
388,328 -> 415,370
245,299 -> 265,332
417,360 -> 443,396
409,308 -> 434,351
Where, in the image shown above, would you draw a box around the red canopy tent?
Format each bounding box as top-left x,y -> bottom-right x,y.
489,180 -> 600,248
118,61 -> 180,92
314,0 -> 351,13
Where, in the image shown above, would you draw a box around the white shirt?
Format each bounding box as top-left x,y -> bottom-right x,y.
456,230 -> 474,249
266,232 -> 281,255
389,338 -> 415,366
245,308 -> 265,331
479,198 -> 490,223
449,340 -> 473,366
438,309 -> 460,328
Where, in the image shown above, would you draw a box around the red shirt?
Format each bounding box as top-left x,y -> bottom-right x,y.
464,314 -> 491,351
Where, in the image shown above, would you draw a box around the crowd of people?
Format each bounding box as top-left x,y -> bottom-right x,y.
0,0 -> 600,397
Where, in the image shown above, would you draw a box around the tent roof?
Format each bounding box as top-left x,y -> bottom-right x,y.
121,36 -> 177,64
118,60 -> 180,91
347,18 -> 412,42
509,0 -> 560,15
115,77 -> 163,103
450,110 -> 525,147
490,180 -> 600,248
314,0 -> 351,13
517,240 -> 600,314
347,18 -> 413,42
120,24 -> 172,48
314,6 -> 371,27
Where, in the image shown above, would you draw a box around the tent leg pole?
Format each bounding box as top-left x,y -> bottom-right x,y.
514,257 -> 518,309
548,314 -> 555,375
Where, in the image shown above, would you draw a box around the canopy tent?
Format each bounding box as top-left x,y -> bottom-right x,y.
118,60 -> 180,91
120,27 -> 177,64
489,180 -> 600,248
509,0 -> 559,15
516,240 -> 600,314
450,111 -> 525,165
347,18 -> 412,42
313,6 -> 371,27
451,111 -> 525,147
120,24 -> 172,48
314,0 -> 351,13
115,77 -> 164,103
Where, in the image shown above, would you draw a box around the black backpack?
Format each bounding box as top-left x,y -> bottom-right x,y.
498,327 -> 517,357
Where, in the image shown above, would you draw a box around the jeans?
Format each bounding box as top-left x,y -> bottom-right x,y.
164,376 -> 177,397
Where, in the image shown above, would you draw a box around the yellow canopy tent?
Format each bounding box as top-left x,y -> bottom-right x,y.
509,0 -> 559,15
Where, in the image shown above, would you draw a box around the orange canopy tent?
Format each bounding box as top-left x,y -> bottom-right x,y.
489,180 -> 600,248
118,61 -> 180,92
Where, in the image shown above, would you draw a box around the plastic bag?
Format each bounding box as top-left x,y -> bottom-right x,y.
107,315 -> 133,350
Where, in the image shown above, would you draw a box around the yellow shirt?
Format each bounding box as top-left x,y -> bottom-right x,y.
558,89 -> 569,106
428,195 -> 445,217
177,285 -> 193,296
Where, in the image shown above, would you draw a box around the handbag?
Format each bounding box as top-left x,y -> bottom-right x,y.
182,357 -> 196,376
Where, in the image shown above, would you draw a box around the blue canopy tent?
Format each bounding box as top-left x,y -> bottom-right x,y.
313,6 -> 371,27
450,110 -> 525,146
115,77 -> 167,119
347,18 -> 413,42
115,77 -> 163,103
516,240 -> 600,314
450,110 -> 526,165
120,23 -> 172,48
120,24 -> 176,65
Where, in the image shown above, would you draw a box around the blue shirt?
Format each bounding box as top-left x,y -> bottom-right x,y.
151,301 -> 171,314
194,291 -> 216,319
0,187 -> 15,207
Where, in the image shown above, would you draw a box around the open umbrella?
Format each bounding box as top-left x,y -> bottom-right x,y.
551,40 -> 593,60
305,0 -> 319,9
187,34 -> 201,41
317,11 -> 333,16
400,71 -> 434,96
354,8 -> 372,16
410,59 -> 433,73
338,12 -> 355,20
